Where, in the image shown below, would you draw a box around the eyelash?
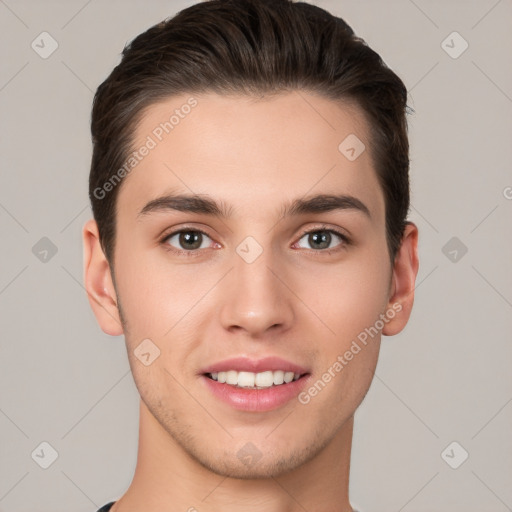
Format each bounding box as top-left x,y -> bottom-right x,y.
160,227 -> 216,258
295,225 -> 351,255
160,225 -> 351,258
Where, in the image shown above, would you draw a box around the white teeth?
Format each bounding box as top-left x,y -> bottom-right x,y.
255,371 -> 274,387
284,371 -> 294,383
273,370 -> 284,385
209,370 -> 302,388
237,371 -> 255,387
226,370 -> 238,385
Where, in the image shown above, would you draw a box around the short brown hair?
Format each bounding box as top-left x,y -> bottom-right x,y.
89,0 -> 411,266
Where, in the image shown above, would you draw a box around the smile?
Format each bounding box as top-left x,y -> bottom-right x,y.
207,370 -> 302,389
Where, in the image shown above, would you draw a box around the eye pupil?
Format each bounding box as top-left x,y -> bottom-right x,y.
180,231 -> 202,250
167,228 -> 343,255
309,231 -> 331,250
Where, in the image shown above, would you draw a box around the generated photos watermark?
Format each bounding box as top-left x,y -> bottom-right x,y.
298,302 -> 402,405
93,97 -> 198,200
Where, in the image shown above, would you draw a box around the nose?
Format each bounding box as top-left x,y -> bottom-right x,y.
218,244 -> 295,336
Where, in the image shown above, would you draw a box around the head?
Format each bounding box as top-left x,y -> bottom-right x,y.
89,0 -> 411,269
84,0 -> 418,479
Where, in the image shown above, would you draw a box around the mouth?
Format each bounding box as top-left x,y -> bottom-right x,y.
204,370 -> 305,389
199,357 -> 311,412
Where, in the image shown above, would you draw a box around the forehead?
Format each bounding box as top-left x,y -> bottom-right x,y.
118,91 -> 385,223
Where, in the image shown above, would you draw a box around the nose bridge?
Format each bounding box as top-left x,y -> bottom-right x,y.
218,235 -> 293,334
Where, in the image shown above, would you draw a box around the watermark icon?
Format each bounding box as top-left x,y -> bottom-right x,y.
298,302 -> 402,405
442,236 -> 468,263
503,186 -> 512,200
32,236 -> 58,263
338,133 -> 365,161
236,236 -> 264,264
236,441 -> 263,467
441,441 -> 469,469
93,97 -> 198,200
31,31 -> 59,59
31,441 -> 59,469
441,31 -> 469,59
134,338 -> 161,366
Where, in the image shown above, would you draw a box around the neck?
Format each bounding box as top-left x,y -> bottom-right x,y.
112,400 -> 355,512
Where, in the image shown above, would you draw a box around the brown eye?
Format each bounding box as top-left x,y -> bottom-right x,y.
296,229 -> 348,251
164,230 -> 212,251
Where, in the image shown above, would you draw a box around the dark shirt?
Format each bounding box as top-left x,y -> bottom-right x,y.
97,503 -> 115,512
96,501 -> 359,511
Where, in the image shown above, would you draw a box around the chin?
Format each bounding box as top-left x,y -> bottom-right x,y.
184,433 -> 329,481
194,452 -> 305,480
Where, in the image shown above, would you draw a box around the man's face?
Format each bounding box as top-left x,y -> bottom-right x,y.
112,92 -> 393,477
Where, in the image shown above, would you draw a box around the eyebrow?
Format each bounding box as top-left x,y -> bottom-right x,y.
137,193 -> 371,220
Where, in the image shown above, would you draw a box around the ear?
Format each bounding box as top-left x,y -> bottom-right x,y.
82,218 -> 124,336
382,222 -> 419,336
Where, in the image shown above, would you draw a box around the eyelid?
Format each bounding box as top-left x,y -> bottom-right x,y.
161,226 -> 212,239
294,224 -> 351,253
296,223 -> 350,242
160,225 -> 218,254
160,223 -> 351,256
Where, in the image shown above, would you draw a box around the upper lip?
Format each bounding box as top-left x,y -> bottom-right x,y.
200,356 -> 309,375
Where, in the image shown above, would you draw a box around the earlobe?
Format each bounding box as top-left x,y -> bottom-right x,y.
82,218 -> 124,336
382,222 -> 419,336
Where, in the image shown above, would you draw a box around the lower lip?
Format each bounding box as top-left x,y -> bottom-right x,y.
201,374 -> 310,412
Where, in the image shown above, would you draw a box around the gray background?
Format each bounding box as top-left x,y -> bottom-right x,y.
0,0 -> 511,511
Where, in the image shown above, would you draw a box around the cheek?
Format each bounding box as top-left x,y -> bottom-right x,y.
298,250 -> 391,341
114,227 -> 391,346
113,245 -> 217,340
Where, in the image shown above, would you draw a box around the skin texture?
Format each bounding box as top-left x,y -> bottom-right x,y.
83,91 -> 419,512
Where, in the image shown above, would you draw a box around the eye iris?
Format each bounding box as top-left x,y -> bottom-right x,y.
309,231 -> 331,250
180,231 -> 202,250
